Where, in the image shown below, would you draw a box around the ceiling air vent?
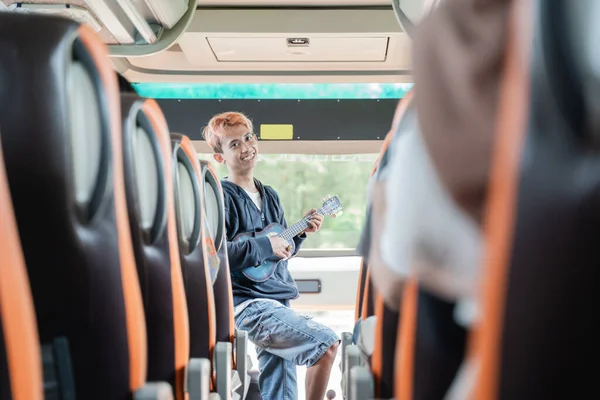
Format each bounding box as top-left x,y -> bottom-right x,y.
287,37 -> 310,47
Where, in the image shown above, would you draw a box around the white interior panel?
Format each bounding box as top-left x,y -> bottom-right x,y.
288,257 -> 360,310
121,8 -> 412,83
198,0 -> 390,4
207,36 -> 389,62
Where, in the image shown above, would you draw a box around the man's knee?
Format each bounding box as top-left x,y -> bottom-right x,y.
320,341 -> 340,364
329,340 -> 340,355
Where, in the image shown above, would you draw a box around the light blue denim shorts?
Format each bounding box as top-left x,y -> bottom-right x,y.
235,299 -> 340,367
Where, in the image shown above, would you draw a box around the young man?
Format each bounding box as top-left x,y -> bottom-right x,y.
202,111 -> 340,400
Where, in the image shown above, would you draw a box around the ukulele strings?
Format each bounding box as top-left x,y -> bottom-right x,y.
279,207 -> 326,241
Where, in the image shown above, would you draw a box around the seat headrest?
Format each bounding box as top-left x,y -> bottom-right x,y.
198,160 -> 225,252
171,135 -> 221,282
197,161 -> 222,284
171,134 -> 202,255
134,124 -> 161,228
120,93 -> 190,398
176,155 -> 199,250
121,94 -> 167,241
170,133 -> 217,361
0,13 -> 110,222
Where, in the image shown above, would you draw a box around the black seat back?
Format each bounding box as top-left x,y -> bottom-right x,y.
473,1 -> 600,398
170,134 -> 216,367
0,14 -> 148,399
199,161 -> 235,348
121,94 -> 190,399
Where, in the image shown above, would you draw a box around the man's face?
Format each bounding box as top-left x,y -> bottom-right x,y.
213,124 -> 258,174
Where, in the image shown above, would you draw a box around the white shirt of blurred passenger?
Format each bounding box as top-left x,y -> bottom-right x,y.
379,106 -> 482,328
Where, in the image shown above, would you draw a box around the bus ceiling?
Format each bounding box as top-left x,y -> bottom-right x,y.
0,1 -> 432,83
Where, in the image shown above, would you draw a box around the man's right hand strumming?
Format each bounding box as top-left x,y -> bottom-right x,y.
269,236 -> 292,260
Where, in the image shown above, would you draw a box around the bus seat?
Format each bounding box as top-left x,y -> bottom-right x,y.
343,346 -> 376,400
360,275 -> 376,321
121,93 -> 214,400
412,288 -> 467,400
342,98 -> 408,398
341,270 -> 367,399
0,13 -> 170,399
0,140 -> 43,400
342,274 -> 375,398
354,258 -> 369,323
379,96 -> 472,400
198,161 -> 229,340
199,160 -> 251,400
171,134 -> 232,400
343,89 -> 415,397
469,0 -> 600,398
395,278 -> 418,400
342,296 -> 395,400
370,294 -> 399,399
354,89 -> 413,324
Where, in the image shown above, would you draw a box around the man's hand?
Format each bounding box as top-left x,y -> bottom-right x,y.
269,236 -> 292,260
301,209 -> 324,234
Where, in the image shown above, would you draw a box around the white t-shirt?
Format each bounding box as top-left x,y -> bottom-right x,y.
244,189 -> 262,211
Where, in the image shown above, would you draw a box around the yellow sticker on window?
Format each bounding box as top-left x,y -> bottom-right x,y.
260,124 -> 294,140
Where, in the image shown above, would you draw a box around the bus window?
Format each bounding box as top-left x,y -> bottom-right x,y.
201,153 -> 378,251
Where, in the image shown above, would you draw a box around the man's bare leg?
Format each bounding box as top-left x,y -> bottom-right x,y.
305,342 -> 340,400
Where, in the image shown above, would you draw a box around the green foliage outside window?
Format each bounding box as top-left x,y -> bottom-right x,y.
200,154 -> 377,250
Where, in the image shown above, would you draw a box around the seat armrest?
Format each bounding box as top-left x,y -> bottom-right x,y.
234,329 -> 249,391
215,342 -> 232,400
187,358 -> 211,400
344,345 -> 362,398
340,331 -> 354,398
340,332 -> 353,373
349,366 -> 373,400
134,382 -> 174,400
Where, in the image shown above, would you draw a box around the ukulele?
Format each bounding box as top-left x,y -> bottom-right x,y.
233,195 -> 343,282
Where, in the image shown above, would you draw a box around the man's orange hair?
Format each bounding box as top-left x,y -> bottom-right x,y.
202,111 -> 254,153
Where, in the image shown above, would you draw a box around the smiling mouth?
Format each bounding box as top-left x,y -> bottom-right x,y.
241,151 -> 256,162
